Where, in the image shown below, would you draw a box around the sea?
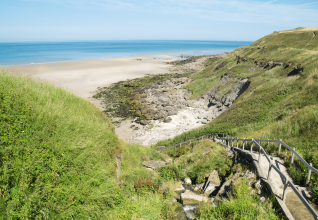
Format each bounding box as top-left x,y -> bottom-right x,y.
0,40 -> 252,66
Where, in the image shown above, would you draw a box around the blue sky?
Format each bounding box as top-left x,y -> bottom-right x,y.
1,0 -> 318,42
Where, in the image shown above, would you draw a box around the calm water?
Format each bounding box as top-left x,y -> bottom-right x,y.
0,40 -> 252,66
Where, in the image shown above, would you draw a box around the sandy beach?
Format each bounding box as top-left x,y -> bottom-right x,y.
11,54 -> 178,109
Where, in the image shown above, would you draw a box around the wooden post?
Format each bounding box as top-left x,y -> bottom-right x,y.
268,163 -> 273,181
250,138 -> 254,153
180,143 -> 181,147
190,140 -> 191,144
283,180 -> 289,203
259,146 -> 262,164
243,139 -> 245,150
236,137 -> 238,148
291,147 -> 295,165
279,139 -> 282,154
306,163 -> 313,186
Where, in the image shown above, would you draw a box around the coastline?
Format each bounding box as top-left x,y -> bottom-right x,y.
10,54 -> 179,110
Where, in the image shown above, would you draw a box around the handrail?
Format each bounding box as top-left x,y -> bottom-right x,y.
162,132 -> 318,219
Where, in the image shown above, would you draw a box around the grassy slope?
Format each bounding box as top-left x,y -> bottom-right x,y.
0,70 -> 168,219
156,29 -> 318,194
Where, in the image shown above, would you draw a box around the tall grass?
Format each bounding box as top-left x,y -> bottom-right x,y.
0,69 -> 121,218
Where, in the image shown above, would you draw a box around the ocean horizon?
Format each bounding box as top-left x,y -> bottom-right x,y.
0,40 -> 252,66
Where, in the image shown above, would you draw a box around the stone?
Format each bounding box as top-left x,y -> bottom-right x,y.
184,177 -> 192,184
142,160 -> 166,170
205,170 -> 221,186
159,181 -> 169,194
139,120 -> 149,125
193,183 -> 204,192
250,190 -> 256,195
174,183 -> 185,192
157,146 -> 167,151
181,190 -> 208,205
254,180 -> 261,189
201,119 -> 208,124
244,171 -> 255,179
163,117 -> 172,123
260,197 -> 266,204
204,184 -> 216,196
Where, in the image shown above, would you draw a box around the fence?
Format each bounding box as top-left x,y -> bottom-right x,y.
163,133 -> 318,219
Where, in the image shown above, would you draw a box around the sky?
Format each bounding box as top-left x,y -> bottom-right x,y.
1,0 -> 318,42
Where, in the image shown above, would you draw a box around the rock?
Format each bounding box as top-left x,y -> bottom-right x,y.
184,177 -> 192,184
193,183 -> 204,192
250,190 -> 256,195
254,180 -> 261,189
174,183 -> 185,192
159,181 -> 169,194
142,160 -> 166,170
244,171 -> 255,179
260,197 -> 266,204
184,206 -> 196,219
181,190 -> 208,205
139,120 -> 149,125
204,170 -> 221,186
201,119 -> 208,124
204,184 -> 216,196
163,117 -> 172,123
157,146 -> 167,151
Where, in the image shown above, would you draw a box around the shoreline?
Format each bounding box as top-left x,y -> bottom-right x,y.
9,54 -> 180,110
2,52 -> 186,67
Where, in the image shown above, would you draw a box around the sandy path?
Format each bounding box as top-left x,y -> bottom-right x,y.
10,54 -> 178,110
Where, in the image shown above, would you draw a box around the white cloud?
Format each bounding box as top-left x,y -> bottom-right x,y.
21,0 -> 318,27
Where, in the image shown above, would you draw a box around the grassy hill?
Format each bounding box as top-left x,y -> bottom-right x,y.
2,28 -> 318,218
0,70 -> 168,219
156,28 -> 318,199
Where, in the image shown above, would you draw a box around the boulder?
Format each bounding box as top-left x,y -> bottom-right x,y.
260,197 -> 266,204
201,119 -> 208,124
163,117 -> 172,123
205,170 -> 221,186
254,180 -> 261,189
204,184 -> 216,196
139,120 -> 149,125
174,183 -> 185,192
193,183 -> 204,192
181,190 -> 208,205
142,160 -> 166,170
184,177 -> 192,184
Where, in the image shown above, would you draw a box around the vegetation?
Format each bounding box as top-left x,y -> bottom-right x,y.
93,73 -> 190,121
195,178 -> 284,220
2,28 -> 318,218
0,70 -> 169,219
157,139 -> 231,184
156,29 -> 318,204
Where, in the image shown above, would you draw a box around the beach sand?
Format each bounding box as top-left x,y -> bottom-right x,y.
11,54 -> 178,110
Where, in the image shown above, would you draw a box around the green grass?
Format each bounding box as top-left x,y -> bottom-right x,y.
155,29 -> 318,204
195,178 -> 284,220
157,139 -> 231,184
0,69 -> 172,219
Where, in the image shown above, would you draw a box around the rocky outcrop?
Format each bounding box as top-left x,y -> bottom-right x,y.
202,170 -> 221,196
180,190 -> 208,205
142,160 -> 167,170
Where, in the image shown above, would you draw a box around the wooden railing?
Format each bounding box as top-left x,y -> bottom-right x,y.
162,133 -> 318,219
